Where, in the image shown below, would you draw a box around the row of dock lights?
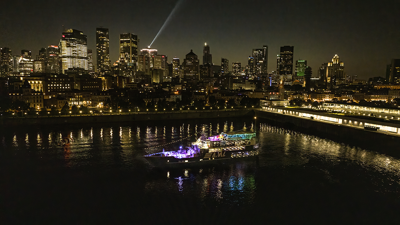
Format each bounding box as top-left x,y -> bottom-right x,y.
11,105 -> 253,117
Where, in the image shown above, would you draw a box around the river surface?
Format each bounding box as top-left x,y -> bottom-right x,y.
1,118 -> 400,224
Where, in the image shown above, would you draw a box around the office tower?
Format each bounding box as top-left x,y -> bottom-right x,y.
232,62 -> 241,75
201,43 -> 213,78
46,45 -> 60,74
87,49 -> 94,72
59,29 -> 88,74
262,45 -> 268,73
19,50 -> 34,75
252,45 -> 268,75
247,57 -> 255,75
221,58 -> 229,75
37,48 -> 46,60
305,67 -> 312,91
153,55 -> 167,70
183,50 -> 200,80
277,46 -> 294,76
33,61 -> 45,73
119,33 -> 138,65
203,43 -> 212,65
12,55 -> 20,73
0,47 -> 13,77
327,54 -> 345,86
295,60 -> 307,77
318,63 -> 328,87
386,64 -> 392,82
96,27 -> 111,73
21,50 -> 32,59
388,59 -> 400,83
138,48 -> 158,74
33,48 -> 46,73
172,58 -> 180,77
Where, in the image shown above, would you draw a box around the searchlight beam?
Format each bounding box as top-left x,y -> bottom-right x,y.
149,0 -> 184,48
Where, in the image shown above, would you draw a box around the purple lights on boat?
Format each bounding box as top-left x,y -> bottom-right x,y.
145,145 -> 200,159
208,135 -> 222,141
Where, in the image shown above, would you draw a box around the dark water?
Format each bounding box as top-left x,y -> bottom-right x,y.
1,118 -> 400,224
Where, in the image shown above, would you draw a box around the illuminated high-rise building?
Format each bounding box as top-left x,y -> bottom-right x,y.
46,45 -> 60,74
153,55 -> 167,70
319,54 -> 345,88
96,27 -> 111,73
59,29 -> 88,74
221,58 -> 229,74
19,50 -> 34,75
277,46 -> 294,76
33,60 -> 45,73
138,48 -> 158,74
387,59 -> 400,84
119,33 -> 138,65
37,48 -> 46,61
252,45 -> 268,74
247,57 -> 255,75
34,48 -> 46,73
232,62 -> 241,75
295,60 -> 307,77
12,55 -> 20,74
0,47 -> 13,77
87,49 -> 94,73
327,54 -> 345,86
183,50 -> 200,80
203,43 -> 212,65
172,58 -> 180,77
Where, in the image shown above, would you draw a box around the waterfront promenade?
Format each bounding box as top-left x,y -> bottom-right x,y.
0,108 -> 255,127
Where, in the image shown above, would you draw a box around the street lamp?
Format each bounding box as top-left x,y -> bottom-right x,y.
254,116 -> 257,132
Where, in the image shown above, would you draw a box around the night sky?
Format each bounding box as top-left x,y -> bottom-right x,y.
1,0 -> 400,79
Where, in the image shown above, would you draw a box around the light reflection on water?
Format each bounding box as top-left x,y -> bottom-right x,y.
1,120 -> 400,205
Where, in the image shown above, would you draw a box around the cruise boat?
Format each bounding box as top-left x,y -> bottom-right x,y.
144,131 -> 259,167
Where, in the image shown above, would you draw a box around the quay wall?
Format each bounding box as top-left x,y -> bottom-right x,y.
0,110 -> 255,127
256,110 -> 400,155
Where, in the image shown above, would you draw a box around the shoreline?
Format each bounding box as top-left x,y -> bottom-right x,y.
0,109 -> 255,127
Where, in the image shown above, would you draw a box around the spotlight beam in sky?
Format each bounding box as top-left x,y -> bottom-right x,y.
149,0 -> 184,48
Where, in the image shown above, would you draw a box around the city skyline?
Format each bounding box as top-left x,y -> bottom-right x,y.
1,0 -> 400,79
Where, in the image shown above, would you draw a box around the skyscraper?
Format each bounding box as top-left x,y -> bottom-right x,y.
59,29 -> 88,74
247,57 -> 255,75
46,45 -> 60,74
172,58 -> 180,77
183,50 -> 200,80
295,60 -> 307,77
119,33 -> 138,65
232,62 -> 241,75
277,46 -> 294,76
327,54 -> 345,86
203,43 -> 212,65
388,59 -> 400,83
96,27 -> 111,73
319,54 -> 345,88
305,67 -> 312,91
0,47 -> 12,77
34,48 -> 46,73
252,45 -> 268,75
138,48 -> 158,74
19,50 -> 33,75
87,49 -> 94,73
37,48 -> 46,60
221,58 -> 229,75
200,43 -> 213,78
